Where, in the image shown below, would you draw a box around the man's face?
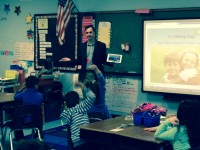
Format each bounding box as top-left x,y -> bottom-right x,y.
85,27 -> 95,40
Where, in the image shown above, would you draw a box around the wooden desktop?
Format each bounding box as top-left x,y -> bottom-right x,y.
80,116 -> 170,150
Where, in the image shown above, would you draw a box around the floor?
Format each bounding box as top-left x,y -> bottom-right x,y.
2,119 -> 62,150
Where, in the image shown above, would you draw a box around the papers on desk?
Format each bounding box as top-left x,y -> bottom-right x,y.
110,128 -> 124,132
110,123 -> 134,132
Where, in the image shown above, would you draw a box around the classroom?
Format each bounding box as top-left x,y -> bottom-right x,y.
0,0 -> 200,150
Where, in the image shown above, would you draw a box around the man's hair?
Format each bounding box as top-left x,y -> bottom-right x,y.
64,91 -> 80,108
25,76 -> 39,88
84,24 -> 95,32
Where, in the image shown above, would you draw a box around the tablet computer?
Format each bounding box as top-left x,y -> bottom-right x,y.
107,53 -> 122,63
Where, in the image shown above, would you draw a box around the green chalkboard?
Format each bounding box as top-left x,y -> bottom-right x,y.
96,12 -> 142,74
94,9 -> 200,74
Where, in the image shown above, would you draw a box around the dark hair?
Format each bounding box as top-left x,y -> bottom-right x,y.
177,100 -> 200,148
64,91 -> 80,108
84,24 -> 95,32
16,139 -> 50,150
25,76 -> 39,88
52,81 -> 63,91
83,72 -> 99,104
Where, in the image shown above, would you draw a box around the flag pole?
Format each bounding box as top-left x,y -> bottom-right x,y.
72,0 -> 79,12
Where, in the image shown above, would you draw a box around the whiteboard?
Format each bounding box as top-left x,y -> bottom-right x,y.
105,75 -> 138,114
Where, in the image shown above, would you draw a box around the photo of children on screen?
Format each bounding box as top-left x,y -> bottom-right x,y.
162,49 -> 200,85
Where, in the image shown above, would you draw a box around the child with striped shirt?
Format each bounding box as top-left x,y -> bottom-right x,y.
60,81 -> 96,143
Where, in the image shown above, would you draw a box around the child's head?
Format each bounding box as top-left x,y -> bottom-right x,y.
83,72 -> 99,98
164,51 -> 182,76
64,91 -> 80,108
177,100 -> 200,147
25,76 -> 39,88
52,81 -> 62,91
180,50 -> 199,70
177,100 -> 200,125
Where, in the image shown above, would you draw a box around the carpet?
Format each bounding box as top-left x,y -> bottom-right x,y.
26,126 -> 69,150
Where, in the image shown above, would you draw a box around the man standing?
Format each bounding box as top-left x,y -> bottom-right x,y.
78,25 -> 107,81
60,25 -> 108,81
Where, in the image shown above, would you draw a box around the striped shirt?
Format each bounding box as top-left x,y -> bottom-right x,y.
61,89 -> 95,142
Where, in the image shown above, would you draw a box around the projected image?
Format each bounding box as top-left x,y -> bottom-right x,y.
143,19 -> 200,95
151,47 -> 200,85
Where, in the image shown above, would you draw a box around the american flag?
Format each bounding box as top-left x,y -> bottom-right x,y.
56,0 -> 75,45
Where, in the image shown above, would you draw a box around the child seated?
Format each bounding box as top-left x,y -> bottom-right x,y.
60,81 -> 96,143
154,100 -> 200,150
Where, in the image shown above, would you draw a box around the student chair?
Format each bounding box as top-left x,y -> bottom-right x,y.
0,70 -> 19,92
61,120 -> 87,150
65,124 -> 74,150
2,104 -> 42,150
0,141 -> 3,150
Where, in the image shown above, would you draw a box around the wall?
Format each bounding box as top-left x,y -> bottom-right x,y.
0,0 -> 57,77
2,0 -> 199,115
73,0 -> 200,12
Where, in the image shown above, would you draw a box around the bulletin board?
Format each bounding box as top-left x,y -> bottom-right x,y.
105,75 -> 138,113
34,13 -> 79,72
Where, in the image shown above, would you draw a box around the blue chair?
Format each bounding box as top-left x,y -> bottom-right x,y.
2,105 -> 43,150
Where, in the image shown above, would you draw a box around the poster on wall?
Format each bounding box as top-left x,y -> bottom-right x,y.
105,75 -> 138,113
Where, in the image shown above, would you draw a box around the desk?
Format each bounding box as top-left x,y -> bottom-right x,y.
0,93 -> 15,138
80,116 -> 170,150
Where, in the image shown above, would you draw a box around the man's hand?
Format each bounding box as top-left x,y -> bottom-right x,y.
59,57 -> 71,62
